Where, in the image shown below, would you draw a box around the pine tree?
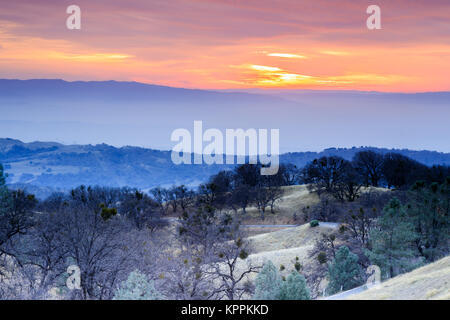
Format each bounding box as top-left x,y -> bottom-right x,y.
113,270 -> 162,300
279,271 -> 310,300
253,260 -> 311,300
408,180 -> 450,262
253,260 -> 282,300
366,198 -> 419,279
327,246 -> 363,294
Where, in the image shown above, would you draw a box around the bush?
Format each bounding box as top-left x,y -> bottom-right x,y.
100,206 -> 117,221
239,249 -> 249,260
317,252 -> 327,264
113,270 -> 162,300
310,220 -> 319,227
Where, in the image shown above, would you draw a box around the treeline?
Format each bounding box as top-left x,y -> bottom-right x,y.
301,150 -> 450,202
150,163 -> 297,220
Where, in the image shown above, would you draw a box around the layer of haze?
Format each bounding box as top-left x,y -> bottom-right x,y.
1,80 -> 449,153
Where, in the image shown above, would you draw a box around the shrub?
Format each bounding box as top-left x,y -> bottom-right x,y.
113,270 -> 162,300
100,206 -> 117,221
317,252 -> 327,264
310,220 -> 319,227
239,249 -> 249,260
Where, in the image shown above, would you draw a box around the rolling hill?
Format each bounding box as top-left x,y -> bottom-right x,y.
2,138 -> 450,199
347,256 -> 450,300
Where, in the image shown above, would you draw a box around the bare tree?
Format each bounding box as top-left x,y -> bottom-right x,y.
267,185 -> 284,214
230,183 -> 253,214
345,207 -> 376,247
172,185 -> 195,214
0,188 -> 36,262
207,236 -> 260,300
279,163 -> 300,186
353,150 -> 384,187
310,194 -> 343,222
49,189 -> 136,300
176,206 -> 260,300
119,189 -> 166,231
333,163 -> 363,202
12,211 -> 69,298
306,232 -> 342,297
163,234 -> 217,300
302,156 -> 348,195
254,186 -> 270,220
150,187 -> 171,215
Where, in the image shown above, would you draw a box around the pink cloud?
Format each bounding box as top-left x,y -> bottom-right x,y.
0,0 -> 449,91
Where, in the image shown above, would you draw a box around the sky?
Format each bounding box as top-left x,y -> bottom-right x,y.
1,0 -> 450,92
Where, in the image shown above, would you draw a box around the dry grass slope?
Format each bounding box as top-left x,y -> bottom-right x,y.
233,223 -> 337,289
237,185 -> 320,224
237,184 -> 387,225
347,256 -> 450,300
247,223 -> 335,254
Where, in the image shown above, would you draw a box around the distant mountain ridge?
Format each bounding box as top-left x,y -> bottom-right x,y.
2,138 -> 450,199
2,79 -> 450,153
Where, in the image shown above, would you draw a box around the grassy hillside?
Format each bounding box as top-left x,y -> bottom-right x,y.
247,222 -> 336,253
238,184 -> 388,226
243,222 -> 449,300
347,256 -> 450,300
226,222 -> 340,297
235,185 -> 320,225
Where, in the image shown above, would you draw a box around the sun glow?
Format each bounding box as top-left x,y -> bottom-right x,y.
267,53 -> 306,59
240,63 -> 411,88
250,65 -> 283,72
1,0 -> 449,92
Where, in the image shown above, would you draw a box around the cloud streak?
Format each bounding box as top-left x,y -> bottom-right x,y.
0,0 -> 449,91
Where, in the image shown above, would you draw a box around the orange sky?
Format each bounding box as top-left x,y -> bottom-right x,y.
1,0 -> 450,92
